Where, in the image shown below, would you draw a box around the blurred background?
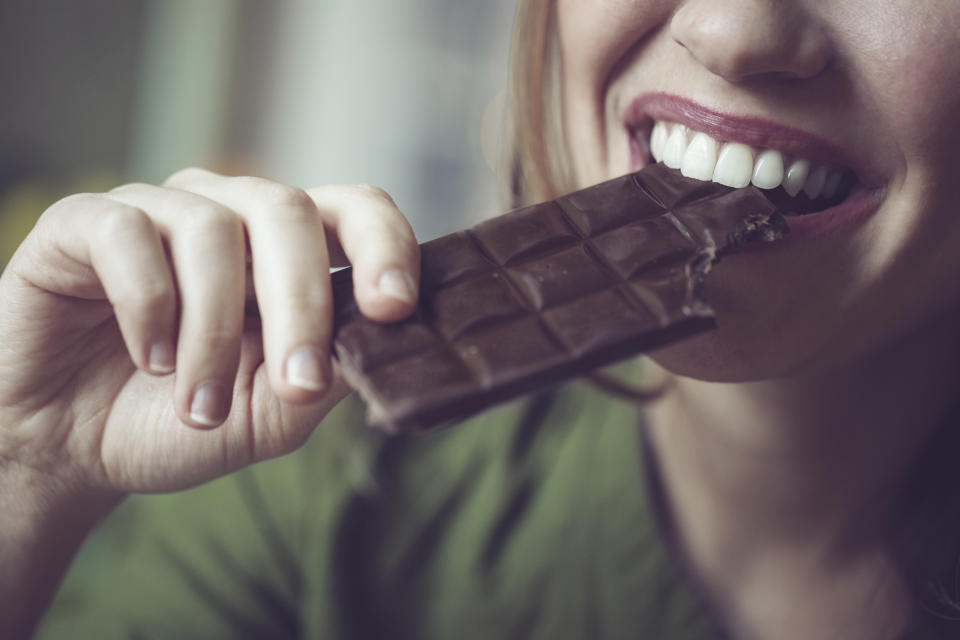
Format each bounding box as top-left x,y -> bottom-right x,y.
0,0 -> 517,268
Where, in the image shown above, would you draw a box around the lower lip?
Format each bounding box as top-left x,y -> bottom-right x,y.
761,183 -> 885,248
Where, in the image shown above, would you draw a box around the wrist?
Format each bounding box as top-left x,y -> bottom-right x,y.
1,456 -> 122,538
0,460 -> 123,639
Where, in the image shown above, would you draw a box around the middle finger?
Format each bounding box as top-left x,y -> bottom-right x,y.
165,169 -> 333,404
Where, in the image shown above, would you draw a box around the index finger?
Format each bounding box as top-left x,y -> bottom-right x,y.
307,184 -> 420,323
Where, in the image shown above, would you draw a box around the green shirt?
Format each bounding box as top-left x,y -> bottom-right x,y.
37,374 -> 946,639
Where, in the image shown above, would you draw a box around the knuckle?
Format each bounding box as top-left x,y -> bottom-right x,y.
180,204 -> 239,233
265,203 -> 317,228
30,195 -> 100,261
108,182 -> 152,197
97,203 -> 152,240
390,212 -> 416,239
346,185 -> 411,233
245,179 -> 313,210
351,183 -> 396,207
40,193 -> 95,224
164,166 -> 213,187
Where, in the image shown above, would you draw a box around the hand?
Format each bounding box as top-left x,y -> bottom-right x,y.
0,168 -> 419,496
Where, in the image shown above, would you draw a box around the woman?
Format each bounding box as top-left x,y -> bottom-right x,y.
3,1 -> 959,638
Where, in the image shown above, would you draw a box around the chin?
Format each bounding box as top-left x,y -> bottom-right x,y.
646,327 -> 803,383
643,263 -> 826,383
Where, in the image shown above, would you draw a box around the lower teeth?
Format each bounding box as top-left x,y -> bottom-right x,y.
761,183 -> 853,216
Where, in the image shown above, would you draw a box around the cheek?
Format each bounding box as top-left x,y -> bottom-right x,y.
557,0 -> 675,186
557,0 -> 670,89
842,3 -> 960,311
838,2 -> 960,167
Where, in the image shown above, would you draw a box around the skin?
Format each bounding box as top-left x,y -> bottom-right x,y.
0,171 -> 421,637
556,0 -> 960,638
2,1 -> 959,638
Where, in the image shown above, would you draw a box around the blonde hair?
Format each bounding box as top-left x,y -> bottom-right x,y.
506,0 -> 572,207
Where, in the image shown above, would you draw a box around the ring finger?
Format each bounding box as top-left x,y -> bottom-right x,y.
108,183 -> 246,428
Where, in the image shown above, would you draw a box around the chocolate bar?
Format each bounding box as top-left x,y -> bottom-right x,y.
330,165 -> 788,432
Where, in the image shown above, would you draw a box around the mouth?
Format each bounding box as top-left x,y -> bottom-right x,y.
624,95 -> 885,222
636,120 -> 858,216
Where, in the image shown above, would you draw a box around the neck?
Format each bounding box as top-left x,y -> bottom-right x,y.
643,314 -> 960,639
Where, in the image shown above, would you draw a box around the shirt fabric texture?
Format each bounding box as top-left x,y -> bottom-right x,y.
38,372 -> 946,639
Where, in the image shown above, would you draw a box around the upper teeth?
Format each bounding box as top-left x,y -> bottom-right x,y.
649,121 -> 844,200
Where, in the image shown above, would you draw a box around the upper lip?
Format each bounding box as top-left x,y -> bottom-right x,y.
623,93 -> 883,187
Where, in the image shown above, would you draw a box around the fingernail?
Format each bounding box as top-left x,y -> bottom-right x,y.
377,269 -> 417,304
190,381 -> 230,427
285,347 -> 327,391
149,340 -> 176,374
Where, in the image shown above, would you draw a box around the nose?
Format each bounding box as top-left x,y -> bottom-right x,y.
670,0 -> 831,82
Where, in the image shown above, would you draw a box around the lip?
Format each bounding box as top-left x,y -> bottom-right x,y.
622,92 -> 888,246
740,184 -> 886,251
623,93 -> 884,188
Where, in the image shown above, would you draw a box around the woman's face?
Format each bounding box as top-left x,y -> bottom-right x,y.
556,0 -> 960,381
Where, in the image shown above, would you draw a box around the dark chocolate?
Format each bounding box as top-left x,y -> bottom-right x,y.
331,164 -> 788,432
